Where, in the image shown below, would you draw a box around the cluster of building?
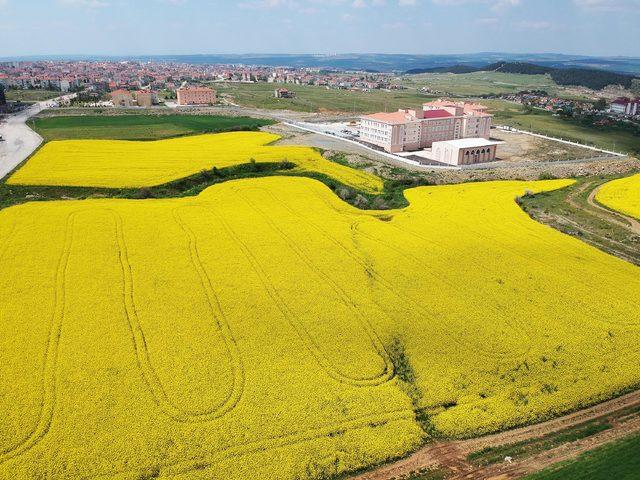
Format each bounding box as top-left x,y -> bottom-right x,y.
498,91 -> 594,114
359,100 -> 498,166
110,89 -> 158,108
499,91 -> 640,121
0,60 -> 403,96
110,85 -> 216,107
609,97 -> 640,117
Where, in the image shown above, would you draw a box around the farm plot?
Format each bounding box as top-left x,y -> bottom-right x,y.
596,173 -> 640,220
7,131 -> 382,193
1,177 -> 640,480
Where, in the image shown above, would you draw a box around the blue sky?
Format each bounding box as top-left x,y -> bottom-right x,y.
1,0 -> 639,57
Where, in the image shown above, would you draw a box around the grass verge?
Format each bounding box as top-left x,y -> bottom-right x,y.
523,431 -> 640,480
468,403 -> 640,467
29,114 -> 275,141
519,174 -> 640,265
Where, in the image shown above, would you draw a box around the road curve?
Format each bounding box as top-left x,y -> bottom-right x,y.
0,94 -> 76,181
588,183 -> 640,235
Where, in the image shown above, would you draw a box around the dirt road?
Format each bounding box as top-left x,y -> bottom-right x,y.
353,390 -> 640,480
587,184 -> 640,235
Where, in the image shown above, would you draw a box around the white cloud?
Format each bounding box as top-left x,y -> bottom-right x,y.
238,0 -> 295,9
514,20 -> 556,29
476,16 -> 499,25
58,0 -> 110,7
398,0 -> 417,5
573,0 -> 640,11
0,0 -> 8,7
431,0 -> 521,11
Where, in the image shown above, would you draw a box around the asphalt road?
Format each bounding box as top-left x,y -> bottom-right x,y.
0,94 -> 76,181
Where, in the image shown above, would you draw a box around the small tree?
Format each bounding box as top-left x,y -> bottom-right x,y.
593,98 -> 608,111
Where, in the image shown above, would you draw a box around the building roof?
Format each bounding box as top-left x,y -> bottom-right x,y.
362,111 -> 416,124
177,86 -> 215,92
612,98 -> 630,105
433,138 -> 501,148
422,109 -> 453,119
424,99 -> 492,117
111,89 -> 132,96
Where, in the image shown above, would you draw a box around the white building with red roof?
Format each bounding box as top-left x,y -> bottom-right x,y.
359,100 -> 492,153
610,97 -> 640,116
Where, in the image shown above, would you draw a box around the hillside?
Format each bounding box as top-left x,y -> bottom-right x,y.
406,61 -> 639,90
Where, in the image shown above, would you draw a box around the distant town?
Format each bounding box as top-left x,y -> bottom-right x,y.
1,59 -> 638,121
0,59 -> 403,103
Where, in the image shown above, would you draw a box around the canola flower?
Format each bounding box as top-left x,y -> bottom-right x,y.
1,175 -> 640,479
595,173 -> 640,220
7,131 -> 382,193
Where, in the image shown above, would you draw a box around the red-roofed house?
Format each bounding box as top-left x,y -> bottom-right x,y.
359,100 -> 492,153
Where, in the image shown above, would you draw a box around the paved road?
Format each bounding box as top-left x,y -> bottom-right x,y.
0,94 -> 76,181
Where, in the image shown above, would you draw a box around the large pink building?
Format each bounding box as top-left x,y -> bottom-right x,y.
359,100 -> 492,153
176,86 -> 216,106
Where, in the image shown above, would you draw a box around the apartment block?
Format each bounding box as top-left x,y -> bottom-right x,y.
176,86 -> 216,106
135,90 -> 157,108
359,100 -> 492,153
111,89 -> 134,108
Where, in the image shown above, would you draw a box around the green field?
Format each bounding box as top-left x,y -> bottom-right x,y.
485,100 -> 640,154
5,90 -> 61,103
215,82 -> 437,114
524,432 -> 640,480
30,114 -> 274,141
402,72 -> 561,97
214,73 -> 593,116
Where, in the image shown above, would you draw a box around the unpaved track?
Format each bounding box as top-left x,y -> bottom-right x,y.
353,390 -> 640,480
587,184 -> 640,235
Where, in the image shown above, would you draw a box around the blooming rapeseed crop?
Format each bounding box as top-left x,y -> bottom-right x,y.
1,175 -> 639,480
596,173 -> 640,220
7,132 -> 382,192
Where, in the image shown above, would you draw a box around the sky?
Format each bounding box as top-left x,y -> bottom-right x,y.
1,0 -> 639,58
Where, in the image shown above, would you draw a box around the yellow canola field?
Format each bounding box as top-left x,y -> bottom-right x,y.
1,177 -> 640,480
7,131 -> 382,192
596,173 -> 640,220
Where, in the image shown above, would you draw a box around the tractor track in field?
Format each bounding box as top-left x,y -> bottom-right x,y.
352,389 -> 640,480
